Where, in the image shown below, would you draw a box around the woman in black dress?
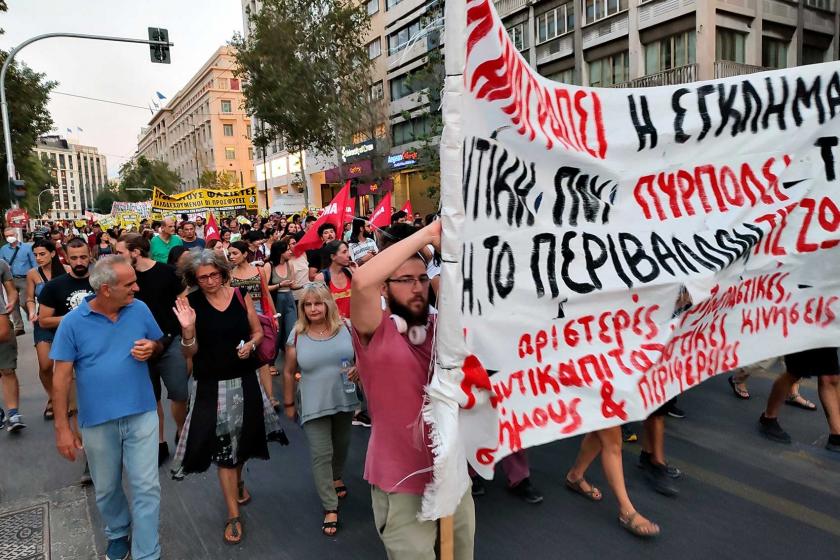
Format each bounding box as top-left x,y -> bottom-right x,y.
171,250 -> 282,545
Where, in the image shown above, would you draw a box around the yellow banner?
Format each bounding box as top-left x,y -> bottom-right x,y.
151,186 -> 258,215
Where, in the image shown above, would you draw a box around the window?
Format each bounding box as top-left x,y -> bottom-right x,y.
716,28 -> 746,63
225,147 -> 236,160
391,115 -> 432,145
370,81 -> 384,101
589,51 -> 629,87
536,3 -> 574,44
221,100 -> 232,113
368,38 -> 381,59
386,0 -> 403,9
388,20 -> 422,56
806,0 -> 831,9
367,0 -> 379,15
543,68 -> 576,84
804,45 -> 827,65
248,147 -> 254,160
223,124 -> 234,136
762,38 -> 788,69
507,23 -> 526,51
230,78 -> 241,91
644,30 -> 696,74
583,0 -> 627,25
59,154 -> 65,168
246,124 -> 252,138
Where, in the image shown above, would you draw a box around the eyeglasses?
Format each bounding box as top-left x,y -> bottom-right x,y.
303,281 -> 326,289
386,275 -> 431,287
196,271 -> 222,284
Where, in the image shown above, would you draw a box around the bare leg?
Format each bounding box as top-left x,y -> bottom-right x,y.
258,364 -> 275,402
566,432 -> 602,482
218,467 -> 241,542
156,400 -> 165,443
0,370 -> 19,410
236,463 -> 250,502
643,416 -> 666,465
765,372 -> 798,419
35,342 -> 53,402
818,375 -> 840,435
171,400 -> 187,440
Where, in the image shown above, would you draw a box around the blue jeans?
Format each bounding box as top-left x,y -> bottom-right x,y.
81,410 -> 161,560
275,291 -> 297,351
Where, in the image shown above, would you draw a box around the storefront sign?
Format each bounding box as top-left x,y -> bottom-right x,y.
357,178 -> 394,196
387,150 -> 419,169
341,140 -> 375,162
325,159 -> 372,183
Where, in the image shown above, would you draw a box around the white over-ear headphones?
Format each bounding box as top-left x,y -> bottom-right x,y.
390,314 -> 428,345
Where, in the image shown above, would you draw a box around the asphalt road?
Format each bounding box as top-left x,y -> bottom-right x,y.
1,329 -> 839,559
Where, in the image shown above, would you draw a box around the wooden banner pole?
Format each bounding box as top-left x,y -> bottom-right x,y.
439,515 -> 455,560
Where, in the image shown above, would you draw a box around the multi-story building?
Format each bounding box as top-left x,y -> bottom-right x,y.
136,46 -> 255,193
34,135 -> 108,220
496,0 -> 839,88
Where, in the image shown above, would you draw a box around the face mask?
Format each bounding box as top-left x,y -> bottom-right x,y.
5,236 -> 16,244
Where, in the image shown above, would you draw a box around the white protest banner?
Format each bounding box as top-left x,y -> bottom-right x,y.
422,0 -> 840,518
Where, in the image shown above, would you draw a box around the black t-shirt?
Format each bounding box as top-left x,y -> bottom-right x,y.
37,274 -> 94,332
136,262 -> 182,336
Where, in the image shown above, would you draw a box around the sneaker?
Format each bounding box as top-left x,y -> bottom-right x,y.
471,476 -> 485,497
667,405 -> 686,419
352,412 -> 371,428
158,441 -> 170,467
171,465 -> 185,481
639,451 -> 681,479
508,477 -> 543,504
105,536 -> 130,560
80,462 -> 92,485
0,408 -> 5,425
759,414 -> 792,443
6,413 -> 26,433
826,434 -> 840,453
643,462 -> 679,497
622,425 -> 638,443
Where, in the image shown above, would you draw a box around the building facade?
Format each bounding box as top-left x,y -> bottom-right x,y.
136,46 -> 255,192
34,135 -> 108,220
496,0 -> 839,88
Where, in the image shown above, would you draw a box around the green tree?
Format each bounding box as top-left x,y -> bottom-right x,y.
199,169 -> 240,189
231,0 -> 373,158
0,2 -> 58,215
93,182 -> 121,214
117,156 -> 180,201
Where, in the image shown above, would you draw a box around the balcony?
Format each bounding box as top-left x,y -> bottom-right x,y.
714,61 -> 770,78
611,63 -> 697,88
493,0 -> 528,18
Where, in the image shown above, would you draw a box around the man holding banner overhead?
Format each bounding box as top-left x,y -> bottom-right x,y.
351,220 -> 475,559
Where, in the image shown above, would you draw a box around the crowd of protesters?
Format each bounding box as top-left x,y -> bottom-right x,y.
0,204 -> 838,559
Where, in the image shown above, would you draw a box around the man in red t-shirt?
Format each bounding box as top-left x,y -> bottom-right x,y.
351,220 -> 474,559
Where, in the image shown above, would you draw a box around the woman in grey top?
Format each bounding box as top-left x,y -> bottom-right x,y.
282,282 -> 359,536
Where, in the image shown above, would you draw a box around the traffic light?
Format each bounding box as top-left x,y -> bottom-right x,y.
148,28 -> 171,64
10,178 -> 25,199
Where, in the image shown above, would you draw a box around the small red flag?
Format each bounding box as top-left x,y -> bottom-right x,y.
369,192 -> 392,228
294,181 -> 352,257
400,200 -> 413,218
204,212 -> 221,242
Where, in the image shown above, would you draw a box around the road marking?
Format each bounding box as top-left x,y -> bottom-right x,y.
678,462 -> 840,538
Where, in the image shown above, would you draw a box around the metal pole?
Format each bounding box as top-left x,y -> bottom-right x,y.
37,188 -> 51,218
191,118 -> 200,188
262,147 -> 269,210
1,32 -> 174,208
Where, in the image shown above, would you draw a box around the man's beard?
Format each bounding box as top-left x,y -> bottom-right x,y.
71,265 -> 88,276
388,292 -> 429,327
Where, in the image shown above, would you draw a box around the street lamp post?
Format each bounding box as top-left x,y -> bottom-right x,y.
36,188 -> 51,219
1,31 -> 174,208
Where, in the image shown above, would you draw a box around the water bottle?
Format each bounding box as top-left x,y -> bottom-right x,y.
340,358 -> 356,393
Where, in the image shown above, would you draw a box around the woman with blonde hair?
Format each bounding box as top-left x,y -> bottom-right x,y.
283,282 -> 359,536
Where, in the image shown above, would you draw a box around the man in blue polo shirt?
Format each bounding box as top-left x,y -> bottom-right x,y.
51,255 -> 164,560
0,227 -> 36,334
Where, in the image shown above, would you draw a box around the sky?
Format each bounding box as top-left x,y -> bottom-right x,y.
0,0 -> 245,179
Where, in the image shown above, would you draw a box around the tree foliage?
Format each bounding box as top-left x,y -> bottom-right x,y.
117,156 -> 180,201
231,0 -> 373,155
199,170 -> 239,189
0,2 -> 58,216
93,184 -> 121,215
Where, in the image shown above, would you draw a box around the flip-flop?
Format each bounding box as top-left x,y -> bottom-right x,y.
728,376 -> 750,400
334,484 -> 348,499
322,509 -> 339,536
43,401 -> 54,420
223,517 -> 243,545
785,394 -> 817,411
237,481 -> 252,506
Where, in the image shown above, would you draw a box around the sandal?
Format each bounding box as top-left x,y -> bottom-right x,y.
785,394 -> 817,411
269,365 -> 279,376
334,481 -> 348,499
270,398 -> 281,414
565,476 -> 603,501
728,376 -> 750,400
618,511 -> 660,538
223,516 -> 243,545
237,480 -> 251,506
43,401 -> 54,420
322,509 -> 339,536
